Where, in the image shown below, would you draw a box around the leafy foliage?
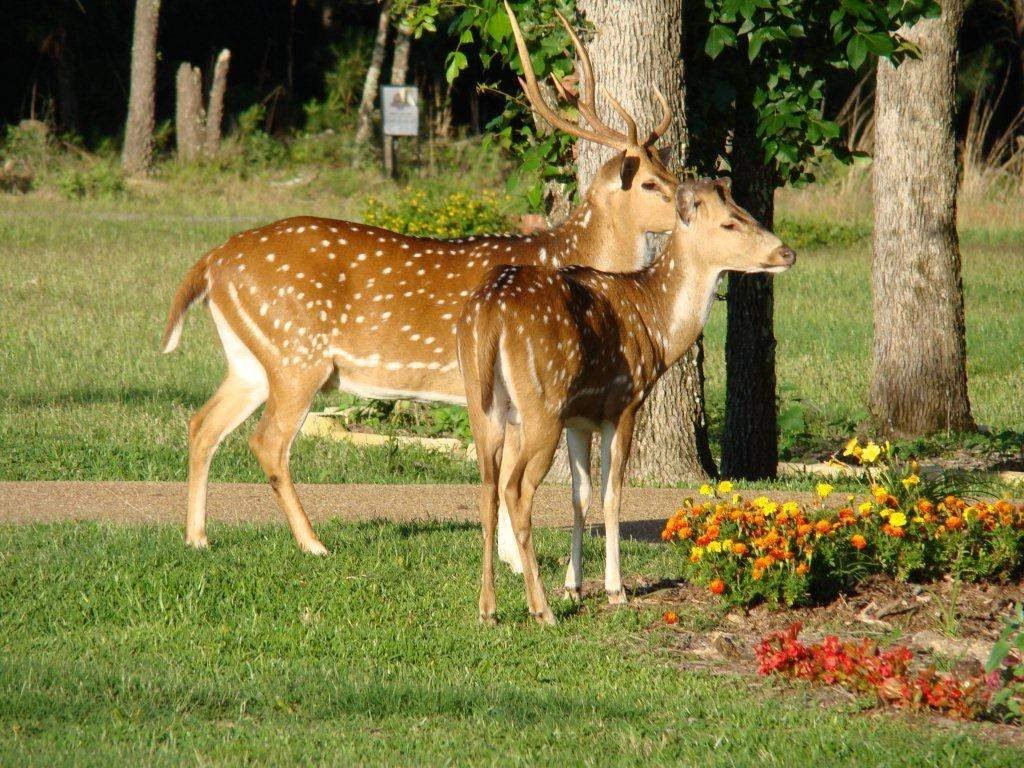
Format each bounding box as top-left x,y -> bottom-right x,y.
687,0 -> 941,184
986,603 -> 1024,721
397,0 -> 579,209
362,188 -> 513,238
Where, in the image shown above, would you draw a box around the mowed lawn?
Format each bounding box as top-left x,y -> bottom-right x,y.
1,192 -> 1022,483
1,520 -> 1020,766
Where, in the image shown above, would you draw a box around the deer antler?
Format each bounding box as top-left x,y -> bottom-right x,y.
504,2 -> 674,151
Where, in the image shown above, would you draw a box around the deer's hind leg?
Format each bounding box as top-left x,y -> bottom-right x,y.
185,304 -> 269,549
503,420 -> 562,625
249,362 -> 333,555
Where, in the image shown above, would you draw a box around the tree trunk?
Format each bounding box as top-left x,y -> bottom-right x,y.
122,0 -> 160,175
870,0 -> 974,437
720,75 -> 779,480
355,0 -> 391,145
53,28 -> 78,132
383,24 -> 412,178
175,63 -> 204,162
204,49 -> 231,156
552,0 -> 714,484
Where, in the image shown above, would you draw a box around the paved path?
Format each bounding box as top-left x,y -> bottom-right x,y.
0,482 -> 818,543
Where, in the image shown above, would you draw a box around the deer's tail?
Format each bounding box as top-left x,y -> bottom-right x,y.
161,257 -> 209,353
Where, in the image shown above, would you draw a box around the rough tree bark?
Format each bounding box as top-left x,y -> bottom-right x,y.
122,0 -> 160,175
175,63 -> 204,162
550,0 -> 714,484
870,0 -> 974,437
355,0 -> 392,145
383,23 -> 412,177
720,73 -> 779,480
204,49 -> 231,156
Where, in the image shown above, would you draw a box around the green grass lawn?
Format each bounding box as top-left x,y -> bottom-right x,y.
1,180 -> 1021,484
1,520 -> 1018,766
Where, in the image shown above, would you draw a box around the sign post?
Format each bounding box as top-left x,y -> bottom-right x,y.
381,85 -> 419,178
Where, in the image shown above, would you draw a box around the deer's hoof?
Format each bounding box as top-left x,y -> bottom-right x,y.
302,540 -> 330,556
479,612 -> 498,627
532,608 -> 557,626
563,587 -> 582,604
607,590 -> 628,606
185,535 -> 209,550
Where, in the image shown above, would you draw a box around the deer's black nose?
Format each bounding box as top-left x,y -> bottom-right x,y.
775,246 -> 796,266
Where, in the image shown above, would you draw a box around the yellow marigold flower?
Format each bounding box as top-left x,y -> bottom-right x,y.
721,539 -> 733,550
762,502 -> 778,516
753,496 -> 771,509
913,516 -> 925,524
888,512 -> 907,528
858,501 -> 874,515
699,484 -> 714,497
861,442 -> 882,464
689,546 -> 704,563
816,483 -> 834,499
716,480 -> 733,495
782,501 -> 800,516
872,485 -> 890,504
707,541 -> 723,554
901,474 -> 920,488
842,437 -> 861,456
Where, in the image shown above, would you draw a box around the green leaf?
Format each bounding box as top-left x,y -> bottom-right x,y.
846,34 -> 868,70
485,10 -> 512,42
444,51 -> 468,84
459,28 -> 474,45
705,24 -> 736,59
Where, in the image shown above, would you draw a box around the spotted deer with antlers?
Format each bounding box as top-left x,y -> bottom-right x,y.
458,178 -> 796,624
161,4 -> 680,555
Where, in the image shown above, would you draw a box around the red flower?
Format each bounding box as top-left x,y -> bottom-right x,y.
850,534 -> 867,550
662,611 -> 679,625
708,578 -> 726,595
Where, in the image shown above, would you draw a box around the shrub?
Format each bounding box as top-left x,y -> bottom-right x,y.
56,163 -> 126,199
362,189 -> 512,239
662,442 -> 1024,607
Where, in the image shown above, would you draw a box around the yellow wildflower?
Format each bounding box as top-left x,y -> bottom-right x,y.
782,501 -> 801,516
901,474 -> 920,488
872,486 -> 890,504
717,480 -> 733,495
816,483 -> 834,499
699,484 -> 714,498
707,541 -> 723,554
888,512 -> 907,528
843,437 -> 861,457
861,442 -> 882,464
753,496 -> 771,509
690,546 -> 704,562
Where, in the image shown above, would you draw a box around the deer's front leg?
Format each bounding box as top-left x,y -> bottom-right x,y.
600,414 -> 635,606
563,428 -> 593,602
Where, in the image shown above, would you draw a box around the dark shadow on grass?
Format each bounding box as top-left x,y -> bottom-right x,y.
6,386 -> 210,410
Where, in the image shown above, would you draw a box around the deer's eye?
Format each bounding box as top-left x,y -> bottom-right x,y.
721,221 -> 736,231
641,181 -> 659,192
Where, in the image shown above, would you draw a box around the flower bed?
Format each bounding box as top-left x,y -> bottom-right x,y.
661,440 -> 1024,607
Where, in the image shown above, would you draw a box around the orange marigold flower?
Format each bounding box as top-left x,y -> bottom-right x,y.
709,579 -> 726,595
917,499 -> 935,514
850,534 -> 867,550
796,563 -> 809,576
661,529 -> 673,541
754,555 -> 774,571
814,520 -> 832,535
797,523 -> 814,538
882,524 -> 905,538
945,516 -> 963,530
731,542 -> 749,556
663,611 -> 679,625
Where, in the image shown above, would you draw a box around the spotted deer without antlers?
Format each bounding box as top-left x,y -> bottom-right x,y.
458,178 -> 796,624
161,3 -> 680,555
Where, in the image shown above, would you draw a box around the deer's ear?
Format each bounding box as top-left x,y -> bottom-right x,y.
656,145 -> 674,167
675,183 -> 699,227
619,153 -> 640,190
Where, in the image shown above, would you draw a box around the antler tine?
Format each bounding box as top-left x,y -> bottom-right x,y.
504,2 -> 628,149
644,87 -> 673,147
601,87 -> 639,147
551,10 -> 615,138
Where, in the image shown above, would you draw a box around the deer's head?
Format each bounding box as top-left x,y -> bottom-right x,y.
507,3 -> 679,235
675,178 -> 796,274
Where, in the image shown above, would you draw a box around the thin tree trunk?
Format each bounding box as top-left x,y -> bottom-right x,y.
870,0 -> 974,437
204,49 -> 231,156
383,24 -> 412,177
122,0 -> 160,175
555,0 -> 713,483
720,73 -> 779,480
355,0 -> 391,145
53,28 -> 78,131
175,63 -> 204,161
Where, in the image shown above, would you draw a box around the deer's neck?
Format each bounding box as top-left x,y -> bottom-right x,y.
639,232 -> 722,367
543,201 -> 649,271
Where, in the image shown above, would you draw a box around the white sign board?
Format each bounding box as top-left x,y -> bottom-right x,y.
382,86 -> 420,137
